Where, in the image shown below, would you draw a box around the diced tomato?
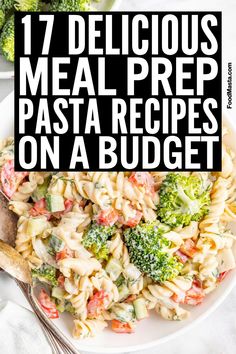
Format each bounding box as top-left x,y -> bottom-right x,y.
30,199 -> 73,219
129,172 -> 155,195
57,274 -> 65,288
122,210 -> 143,228
55,250 -> 67,262
55,247 -> 74,262
218,270 -> 230,282
38,289 -> 56,309
87,290 -> 109,318
38,289 -> 59,319
111,320 -> 134,333
193,277 -> 202,288
63,199 -> 73,213
0,159 -> 29,198
175,250 -> 189,264
171,291 -> 186,303
184,280 -> 205,306
41,306 -> 59,319
29,198 -> 51,219
180,239 -> 197,258
96,208 -> 119,226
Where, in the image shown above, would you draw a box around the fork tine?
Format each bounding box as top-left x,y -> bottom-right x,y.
1,186 -> 80,353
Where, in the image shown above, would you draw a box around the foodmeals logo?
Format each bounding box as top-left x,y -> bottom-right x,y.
14,12 -> 222,171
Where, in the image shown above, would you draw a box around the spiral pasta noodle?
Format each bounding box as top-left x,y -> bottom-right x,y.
73,319 -> 108,339
74,172 -> 158,222
12,172 -> 49,202
198,177 -> 229,252
90,270 -> 119,306
58,204 -> 92,232
9,201 -> 32,216
198,254 -> 218,294
15,216 -> 47,268
69,291 -> 90,320
0,131 -> 236,340
108,231 -> 123,260
59,257 -> 101,277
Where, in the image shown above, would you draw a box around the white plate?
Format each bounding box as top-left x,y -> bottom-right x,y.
0,0 -> 122,79
0,91 -> 236,353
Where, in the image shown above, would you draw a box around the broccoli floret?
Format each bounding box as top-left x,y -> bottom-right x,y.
79,0 -> 93,10
32,264 -> 58,286
50,0 -> 92,11
0,10 -> 5,30
1,0 -> 15,11
0,15 -> 14,62
82,222 -> 116,260
158,173 -> 211,228
14,0 -> 40,11
124,221 -> 182,283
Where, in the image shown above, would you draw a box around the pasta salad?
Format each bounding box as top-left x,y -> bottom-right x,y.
0,131 -> 236,339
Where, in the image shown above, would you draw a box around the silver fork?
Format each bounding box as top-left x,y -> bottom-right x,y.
0,189 -> 80,354
16,279 -> 80,354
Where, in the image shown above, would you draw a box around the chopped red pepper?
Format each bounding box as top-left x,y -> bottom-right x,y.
1,159 -> 28,198
171,291 -> 186,303
56,247 -> 74,262
29,198 -> 51,219
218,270 -> 230,282
184,280 -> 205,305
120,210 -> 143,228
38,289 -> 59,319
96,208 -> 119,226
111,320 -> 134,333
57,274 -> 65,288
180,239 -> 197,258
129,172 -> 155,195
87,290 -> 109,318
175,250 -> 189,264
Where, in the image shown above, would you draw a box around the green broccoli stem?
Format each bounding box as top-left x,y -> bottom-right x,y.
32,264 -> 58,286
177,186 -> 200,214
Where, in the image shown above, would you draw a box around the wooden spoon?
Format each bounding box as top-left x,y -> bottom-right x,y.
0,191 -> 32,284
0,191 -> 79,353
0,239 -> 32,284
0,192 -> 17,246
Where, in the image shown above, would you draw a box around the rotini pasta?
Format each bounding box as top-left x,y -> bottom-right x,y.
73,319 -> 108,339
0,131 -> 236,339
